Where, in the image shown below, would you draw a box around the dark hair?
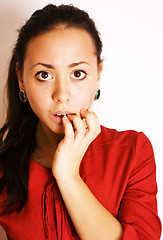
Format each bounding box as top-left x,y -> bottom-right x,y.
0,4 -> 103,213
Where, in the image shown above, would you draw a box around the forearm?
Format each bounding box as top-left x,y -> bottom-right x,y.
56,175 -> 123,240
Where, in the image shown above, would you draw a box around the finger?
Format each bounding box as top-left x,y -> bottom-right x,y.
80,109 -> 101,141
67,114 -> 86,142
82,118 -> 88,129
62,116 -> 74,143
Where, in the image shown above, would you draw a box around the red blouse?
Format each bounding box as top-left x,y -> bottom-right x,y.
0,126 -> 162,239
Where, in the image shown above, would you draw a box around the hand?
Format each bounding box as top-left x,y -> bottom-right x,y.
52,108 -> 101,181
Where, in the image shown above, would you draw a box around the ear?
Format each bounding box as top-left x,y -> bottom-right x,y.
97,60 -> 103,87
16,62 -> 25,90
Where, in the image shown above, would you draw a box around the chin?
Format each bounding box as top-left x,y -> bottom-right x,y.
51,125 -> 65,135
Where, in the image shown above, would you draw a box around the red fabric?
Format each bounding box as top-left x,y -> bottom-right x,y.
0,126 -> 161,239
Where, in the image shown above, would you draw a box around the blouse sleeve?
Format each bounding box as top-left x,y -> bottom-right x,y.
117,132 -> 162,240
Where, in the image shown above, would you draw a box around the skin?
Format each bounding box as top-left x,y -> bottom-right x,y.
17,26 -> 123,240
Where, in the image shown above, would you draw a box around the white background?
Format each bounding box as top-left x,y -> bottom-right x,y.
0,0 -> 162,239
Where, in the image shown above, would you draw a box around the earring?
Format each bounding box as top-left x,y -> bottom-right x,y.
94,89 -> 101,101
19,90 -> 27,102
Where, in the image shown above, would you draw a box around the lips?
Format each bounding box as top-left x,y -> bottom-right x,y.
50,111 -> 76,124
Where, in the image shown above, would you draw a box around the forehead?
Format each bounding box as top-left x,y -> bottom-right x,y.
24,27 -> 97,64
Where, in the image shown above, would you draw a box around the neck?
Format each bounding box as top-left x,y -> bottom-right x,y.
33,121 -> 64,168
37,121 -> 63,145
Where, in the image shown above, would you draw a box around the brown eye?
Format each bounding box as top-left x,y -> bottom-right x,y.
74,71 -> 81,78
71,70 -> 87,80
41,72 -> 48,79
35,71 -> 53,81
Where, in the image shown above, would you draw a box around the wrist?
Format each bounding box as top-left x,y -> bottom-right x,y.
55,173 -> 82,187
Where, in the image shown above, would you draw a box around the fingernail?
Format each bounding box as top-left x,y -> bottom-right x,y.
88,107 -> 93,112
81,108 -> 87,112
62,115 -> 68,122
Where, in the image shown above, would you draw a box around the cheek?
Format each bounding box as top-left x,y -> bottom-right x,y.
25,86 -> 49,116
74,87 -> 96,108
24,76 -> 48,108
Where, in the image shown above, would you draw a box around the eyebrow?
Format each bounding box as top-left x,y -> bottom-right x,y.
30,61 -> 90,69
68,61 -> 90,68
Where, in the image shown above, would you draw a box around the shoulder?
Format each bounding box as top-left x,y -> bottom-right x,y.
93,125 -> 155,168
95,125 -> 151,147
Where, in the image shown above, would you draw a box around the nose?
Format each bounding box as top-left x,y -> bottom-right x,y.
52,77 -> 71,103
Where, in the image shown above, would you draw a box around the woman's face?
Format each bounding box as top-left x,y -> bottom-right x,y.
18,26 -> 103,135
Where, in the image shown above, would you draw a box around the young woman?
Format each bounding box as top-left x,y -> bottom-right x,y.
0,4 -> 161,240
